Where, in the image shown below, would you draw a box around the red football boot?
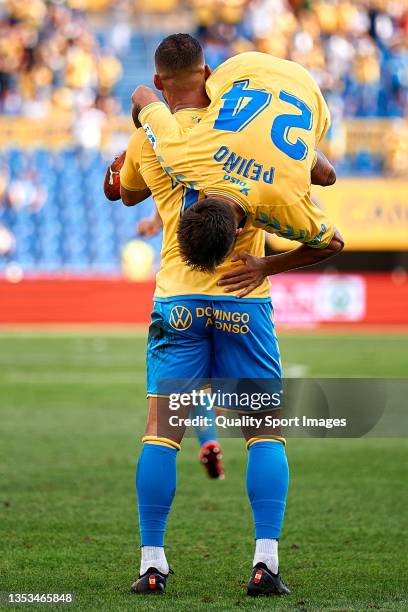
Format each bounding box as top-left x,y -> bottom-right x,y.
199,441 -> 225,479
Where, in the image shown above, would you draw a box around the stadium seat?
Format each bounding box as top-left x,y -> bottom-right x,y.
0,148 -> 160,272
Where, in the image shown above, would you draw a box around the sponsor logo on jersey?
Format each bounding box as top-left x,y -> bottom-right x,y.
143,123 -> 157,150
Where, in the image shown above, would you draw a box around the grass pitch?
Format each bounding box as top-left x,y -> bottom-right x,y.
0,331 -> 407,611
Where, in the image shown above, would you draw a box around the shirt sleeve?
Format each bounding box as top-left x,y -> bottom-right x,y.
120,129 -> 148,191
138,102 -> 194,186
255,193 -> 335,249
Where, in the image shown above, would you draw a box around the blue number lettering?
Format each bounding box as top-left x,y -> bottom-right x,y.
213,80 -> 272,133
213,84 -> 314,161
271,91 -> 313,161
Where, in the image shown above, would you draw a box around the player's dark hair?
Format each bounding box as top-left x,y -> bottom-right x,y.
177,199 -> 237,273
155,33 -> 204,72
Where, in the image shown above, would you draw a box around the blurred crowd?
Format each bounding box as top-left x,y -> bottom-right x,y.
0,0 -> 407,269
0,223 -> 15,256
1,0 -> 407,120
195,0 -> 408,118
0,163 -> 46,212
0,0 -> 123,117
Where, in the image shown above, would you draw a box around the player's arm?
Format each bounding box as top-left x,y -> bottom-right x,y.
131,86 -> 192,184
131,86 -> 162,128
219,229 -> 344,298
311,150 -> 336,187
219,199 -> 344,297
137,208 -> 163,237
119,130 -> 151,206
120,184 -> 151,207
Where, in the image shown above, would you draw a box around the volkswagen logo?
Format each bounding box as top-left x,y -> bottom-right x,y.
169,305 -> 193,330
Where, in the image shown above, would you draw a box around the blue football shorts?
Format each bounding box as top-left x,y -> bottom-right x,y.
146,297 -> 281,403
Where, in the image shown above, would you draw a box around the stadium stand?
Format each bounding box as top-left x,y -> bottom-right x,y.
0,147 -> 160,272
0,0 -> 407,273
194,0 -> 408,119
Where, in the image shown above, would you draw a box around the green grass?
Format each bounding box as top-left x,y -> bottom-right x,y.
0,331 -> 407,611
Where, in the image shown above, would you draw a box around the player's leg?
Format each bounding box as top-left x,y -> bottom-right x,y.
132,299 -> 212,594
132,395 -> 187,594
243,434 -> 290,596
149,299 -> 223,477
194,392 -> 224,479
212,299 -> 290,595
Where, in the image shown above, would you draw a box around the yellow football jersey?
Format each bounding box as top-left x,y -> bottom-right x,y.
120,108 -> 269,299
139,51 -> 335,248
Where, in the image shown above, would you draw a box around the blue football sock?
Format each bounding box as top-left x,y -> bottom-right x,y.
136,443 -> 177,546
191,398 -> 218,447
246,441 -> 289,539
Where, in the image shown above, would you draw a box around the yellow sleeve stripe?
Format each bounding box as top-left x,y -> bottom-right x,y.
246,436 -> 286,449
146,393 -> 174,399
142,435 -> 181,451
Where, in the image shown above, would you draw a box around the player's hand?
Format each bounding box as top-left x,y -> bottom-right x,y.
137,215 -> 163,237
218,252 -> 269,298
131,86 -> 160,128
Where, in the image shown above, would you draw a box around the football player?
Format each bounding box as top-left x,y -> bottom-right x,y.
133,45 -> 343,288
109,34 -> 342,597
105,159 -> 225,482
